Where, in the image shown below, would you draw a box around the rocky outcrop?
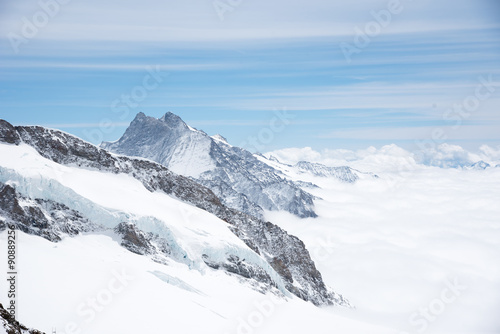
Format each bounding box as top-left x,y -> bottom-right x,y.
0,120 -> 21,145
0,303 -> 44,334
0,182 -> 99,242
202,254 -> 279,294
114,222 -> 173,265
217,211 -> 349,306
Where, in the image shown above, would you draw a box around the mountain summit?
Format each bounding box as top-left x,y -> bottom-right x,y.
102,112 -> 317,219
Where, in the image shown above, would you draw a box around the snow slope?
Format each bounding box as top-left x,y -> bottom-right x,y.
0,143 -> 286,290
0,232 -> 397,334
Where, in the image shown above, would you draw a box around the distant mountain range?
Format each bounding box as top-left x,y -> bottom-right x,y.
465,160 -> 491,170
263,155 -> 378,182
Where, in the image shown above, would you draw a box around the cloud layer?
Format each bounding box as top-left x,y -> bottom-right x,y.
266,143 -> 500,172
265,157 -> 500,332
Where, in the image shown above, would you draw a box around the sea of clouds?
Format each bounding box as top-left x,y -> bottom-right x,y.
263,143 -> 500,333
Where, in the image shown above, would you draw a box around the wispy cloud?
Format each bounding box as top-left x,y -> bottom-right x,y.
0,61 -> 240,71
40,122 -> 131,129
317,125 -> 500,141
1,0 -> 499,44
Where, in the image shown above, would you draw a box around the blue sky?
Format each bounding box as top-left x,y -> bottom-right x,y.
0,0 -> 499,153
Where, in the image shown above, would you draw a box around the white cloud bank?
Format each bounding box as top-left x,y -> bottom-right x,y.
266,143 -> 500,172
265,161 -> 500,333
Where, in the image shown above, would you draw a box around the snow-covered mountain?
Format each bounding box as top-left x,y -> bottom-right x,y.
101,112 -> 317,219
256,154 -> 377,186
294,161 -> 377,182
465,160 -> 491,170
0,119 -> 348,308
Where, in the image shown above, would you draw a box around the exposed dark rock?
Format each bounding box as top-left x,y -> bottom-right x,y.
0,303 -> 44,334
114,222 -> 173,265
115,222 -> 154,255
0,120 -> 21,145
293,180 -> 320,189
202,254 -> 277,289
0,182 -> 99,242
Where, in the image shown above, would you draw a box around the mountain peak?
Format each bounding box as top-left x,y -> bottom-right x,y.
157,112 -> 192,132
160,112 -> 185,125
129,112 -> 190,133
135,111 -> 146,119
467,160 -> 491,170
131,112 -> 189,130
129,112 -> 153,126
